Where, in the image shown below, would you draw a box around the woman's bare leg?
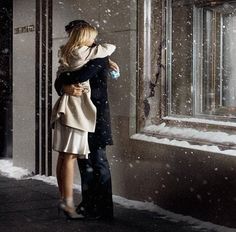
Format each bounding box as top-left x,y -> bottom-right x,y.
57,153 -> 84,218
62,153 -> 77,209
56,152 -> 65,200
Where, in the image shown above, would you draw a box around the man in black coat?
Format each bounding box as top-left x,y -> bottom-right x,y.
54,20 -> 117,220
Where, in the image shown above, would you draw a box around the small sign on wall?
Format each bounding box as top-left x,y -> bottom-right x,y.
14,25 -> 35,34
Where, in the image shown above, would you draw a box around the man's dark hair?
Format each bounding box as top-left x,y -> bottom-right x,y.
65,20 -> 89,33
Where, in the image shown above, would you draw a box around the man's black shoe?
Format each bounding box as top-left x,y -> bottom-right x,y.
76,206 -> 88,217
76,206 -> 100,220
76,205 -> 114,221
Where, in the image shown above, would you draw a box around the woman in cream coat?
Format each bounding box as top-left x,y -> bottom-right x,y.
51,22 -> 115,219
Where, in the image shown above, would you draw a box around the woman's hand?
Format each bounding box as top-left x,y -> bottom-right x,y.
109,59 -> 120,72
63,84 -> 84,97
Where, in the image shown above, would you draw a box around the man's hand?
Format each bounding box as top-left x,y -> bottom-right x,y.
109,59 -> 120,72
63,84 -> 84,97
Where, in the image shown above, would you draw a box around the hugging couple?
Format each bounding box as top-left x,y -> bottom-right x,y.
51,19 -> 119,220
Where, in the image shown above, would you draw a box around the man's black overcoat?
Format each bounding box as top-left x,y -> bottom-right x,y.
54,57 -> 113,148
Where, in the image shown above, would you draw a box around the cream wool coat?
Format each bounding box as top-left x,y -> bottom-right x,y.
51,43 -> 116,132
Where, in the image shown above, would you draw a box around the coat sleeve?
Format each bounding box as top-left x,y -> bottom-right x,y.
54,57 -> 109,96
87,44 -> 116,60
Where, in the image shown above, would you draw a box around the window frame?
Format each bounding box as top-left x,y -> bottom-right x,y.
136,0 -> 236,148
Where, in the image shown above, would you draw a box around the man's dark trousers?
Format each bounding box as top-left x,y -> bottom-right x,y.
77,145 -> 113,219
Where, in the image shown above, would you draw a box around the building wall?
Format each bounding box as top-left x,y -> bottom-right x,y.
50,0 -> 137,183
13,0 -> 36,171
12,0 -> 236,227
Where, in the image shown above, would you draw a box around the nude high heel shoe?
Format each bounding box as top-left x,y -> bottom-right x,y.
58,203 -> 84,220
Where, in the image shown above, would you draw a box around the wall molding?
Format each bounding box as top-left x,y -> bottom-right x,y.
35,0 -> 52,175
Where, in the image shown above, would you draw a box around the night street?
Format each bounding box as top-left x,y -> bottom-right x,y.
0,174 -> 226,232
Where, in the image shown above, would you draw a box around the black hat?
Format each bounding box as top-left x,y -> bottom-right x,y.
65,20 -> 89,33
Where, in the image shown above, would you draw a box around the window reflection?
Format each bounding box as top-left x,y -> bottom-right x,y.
167,0 -> 236,118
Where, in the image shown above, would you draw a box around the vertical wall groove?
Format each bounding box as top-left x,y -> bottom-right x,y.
35,0 -> 53,176
35,0 -> 41,174
47,0 -> 53,176
41,0 -> 47,175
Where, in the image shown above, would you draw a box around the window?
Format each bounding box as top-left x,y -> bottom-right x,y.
136,0 -> 236,149
166,0 -> 236,120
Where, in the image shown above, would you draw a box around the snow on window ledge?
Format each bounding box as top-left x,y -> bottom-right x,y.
143,123 -> 236,145
130,123 -> 236,157
163,116 -> 236,127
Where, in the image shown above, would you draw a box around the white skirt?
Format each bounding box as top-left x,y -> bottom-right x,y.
52,120 -> 90,158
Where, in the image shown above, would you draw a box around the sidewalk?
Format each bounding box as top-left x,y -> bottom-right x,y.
0,174 -> 233,232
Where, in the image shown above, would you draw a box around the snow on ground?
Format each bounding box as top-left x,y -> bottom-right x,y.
0,159 -> 236,232
0,159 -> 32,179
32,174 -> 81,192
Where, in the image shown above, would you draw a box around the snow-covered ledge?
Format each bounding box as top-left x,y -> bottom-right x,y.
131,122 -> 236,157
163,116 -> 236,127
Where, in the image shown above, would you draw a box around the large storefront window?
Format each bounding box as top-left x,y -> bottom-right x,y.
166,0 -> 236,119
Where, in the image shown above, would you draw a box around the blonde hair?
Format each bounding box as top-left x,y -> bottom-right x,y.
60,24 -> 98,66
